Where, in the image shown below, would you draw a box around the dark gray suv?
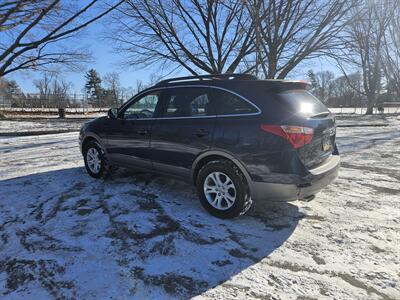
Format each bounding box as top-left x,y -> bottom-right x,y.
79,74 -> 340,218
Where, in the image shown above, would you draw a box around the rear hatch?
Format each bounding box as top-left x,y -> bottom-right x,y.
278,90 -> 336,169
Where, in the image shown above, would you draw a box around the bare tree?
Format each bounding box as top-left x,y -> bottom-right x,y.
52,76 -> 72,107
0,0 -> 123,77
307,70 -> 335,103
249,0 -> 352,79
382,4 -> 400,98
330,72 -> 362,107
340,0 -> 396,114
109,0 -> 255,75
34,72 -> 72,107
103,72 -> 122,105
134,80 -> 145,94
104,72 -> 121,98
34,73 -> 54,99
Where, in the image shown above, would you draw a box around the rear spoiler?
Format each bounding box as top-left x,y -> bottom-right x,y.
265,80 -> 311,93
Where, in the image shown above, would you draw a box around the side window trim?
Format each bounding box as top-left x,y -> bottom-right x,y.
118,85 -> 261,120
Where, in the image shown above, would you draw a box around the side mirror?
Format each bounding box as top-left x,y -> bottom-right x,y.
108,108 -> 118,119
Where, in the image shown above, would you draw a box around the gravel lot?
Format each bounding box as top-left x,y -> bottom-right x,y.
0,116 -> 399,299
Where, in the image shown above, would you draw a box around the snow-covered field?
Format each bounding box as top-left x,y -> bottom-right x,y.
330,107 -> 400,115
0,116 -> 399,299
0,120 -> 81,135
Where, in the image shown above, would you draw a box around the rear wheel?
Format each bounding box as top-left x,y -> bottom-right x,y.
196,160 -> 252,218
83,140 -> 108,178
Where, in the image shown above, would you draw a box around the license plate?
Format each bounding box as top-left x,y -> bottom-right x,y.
322,137 -> 332,152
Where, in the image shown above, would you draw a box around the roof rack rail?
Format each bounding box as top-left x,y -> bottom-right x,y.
156,73 -> 257,86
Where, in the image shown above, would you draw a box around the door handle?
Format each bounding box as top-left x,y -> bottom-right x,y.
195,129 -> 209,137
136,129 -> 148,135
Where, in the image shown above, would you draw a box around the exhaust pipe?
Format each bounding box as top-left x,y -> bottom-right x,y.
300,194 -> 315,202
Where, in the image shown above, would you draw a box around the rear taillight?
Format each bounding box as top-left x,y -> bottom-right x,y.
260,125 -> 314,149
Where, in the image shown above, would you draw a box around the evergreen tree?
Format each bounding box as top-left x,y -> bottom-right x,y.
85,69 -> 103,106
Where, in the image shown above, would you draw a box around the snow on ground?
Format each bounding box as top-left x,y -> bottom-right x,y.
329,107 -> 400,115
0,119 -> 85,134
0,116 -> 399,299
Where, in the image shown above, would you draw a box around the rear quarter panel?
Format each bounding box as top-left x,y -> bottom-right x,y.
212,115 -> 305,184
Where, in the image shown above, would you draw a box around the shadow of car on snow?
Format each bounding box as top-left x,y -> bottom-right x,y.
0,167 -> 305,299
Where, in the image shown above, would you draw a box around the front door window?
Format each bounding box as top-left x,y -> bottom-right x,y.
123,93 -> 160,119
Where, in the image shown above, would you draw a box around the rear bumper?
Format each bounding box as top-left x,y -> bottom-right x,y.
250,155 -> 340,202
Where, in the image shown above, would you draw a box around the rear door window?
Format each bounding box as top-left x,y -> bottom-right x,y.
161,87 -> 215,118
213,89 -> 258,115
279,90 -> 330,117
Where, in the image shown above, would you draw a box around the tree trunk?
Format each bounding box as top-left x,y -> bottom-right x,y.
365,93 -> 375,115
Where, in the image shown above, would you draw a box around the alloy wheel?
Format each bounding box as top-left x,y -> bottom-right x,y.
86,147 -> 101,174
203,171 -> 236,210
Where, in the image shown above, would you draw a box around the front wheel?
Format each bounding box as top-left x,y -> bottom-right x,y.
83,141 -> 108,178
196,160 -> 252,219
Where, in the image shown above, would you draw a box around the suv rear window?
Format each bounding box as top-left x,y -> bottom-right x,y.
213,89 -> 258,115
279,90 -> 329,117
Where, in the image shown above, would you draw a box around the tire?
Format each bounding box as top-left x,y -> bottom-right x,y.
83,140 -> 108,179
196,160 -> 252,219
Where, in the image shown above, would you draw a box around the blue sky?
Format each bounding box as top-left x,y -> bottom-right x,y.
8,21 -> 159,94
7,21 -> 340,94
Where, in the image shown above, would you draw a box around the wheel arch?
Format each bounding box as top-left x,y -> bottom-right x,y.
191,151 -> 253,189
81,133 -> 106,153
